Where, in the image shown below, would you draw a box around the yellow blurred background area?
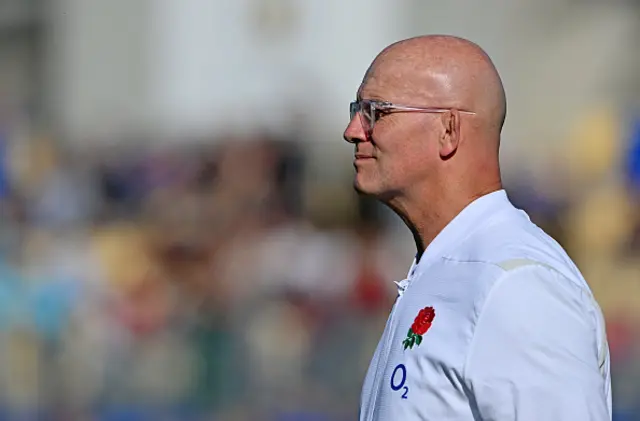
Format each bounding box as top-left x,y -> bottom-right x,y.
0,0 -> 638,420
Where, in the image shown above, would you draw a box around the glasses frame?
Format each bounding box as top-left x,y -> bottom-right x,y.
349,99 -> 476,136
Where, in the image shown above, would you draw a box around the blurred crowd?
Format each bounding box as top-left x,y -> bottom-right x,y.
0,110 -> 638,421
0,116 -> 413,420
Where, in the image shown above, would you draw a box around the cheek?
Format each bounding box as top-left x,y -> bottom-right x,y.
375,121 -> 438,181
394,141 -> 438,185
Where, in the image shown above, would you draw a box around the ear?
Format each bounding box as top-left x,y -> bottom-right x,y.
439,109 -> 461,158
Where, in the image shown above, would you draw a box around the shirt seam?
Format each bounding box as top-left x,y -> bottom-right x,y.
439,256 -> 512,268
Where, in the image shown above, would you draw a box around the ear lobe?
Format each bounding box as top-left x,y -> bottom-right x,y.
439,109 -> 461,158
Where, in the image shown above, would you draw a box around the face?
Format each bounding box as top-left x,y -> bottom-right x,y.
343,72 -> 442,200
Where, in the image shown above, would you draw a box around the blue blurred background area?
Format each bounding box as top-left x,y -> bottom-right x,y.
0,0 -> 637,420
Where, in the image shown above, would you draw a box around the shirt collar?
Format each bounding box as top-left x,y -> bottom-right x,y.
404,189 -> 513,282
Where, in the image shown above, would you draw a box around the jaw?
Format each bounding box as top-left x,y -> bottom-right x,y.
354,174 -> 403,206
353,168 -> 382,197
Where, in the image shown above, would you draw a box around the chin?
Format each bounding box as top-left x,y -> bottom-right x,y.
353,182 -> 373,196
354,177 -> 400,204
354,177 -> 383,197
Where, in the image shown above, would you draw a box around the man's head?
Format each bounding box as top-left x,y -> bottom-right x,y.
344,35 -> 506,202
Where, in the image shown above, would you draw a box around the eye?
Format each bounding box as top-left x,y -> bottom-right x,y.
374,108 -> 391,121
360,101 -> 375,121
364,101 -> 389,123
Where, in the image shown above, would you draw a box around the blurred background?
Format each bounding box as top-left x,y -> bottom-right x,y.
0,0 -> 638,420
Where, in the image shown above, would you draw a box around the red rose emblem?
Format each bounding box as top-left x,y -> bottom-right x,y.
403,306 -> 435,350
411,307 -> 435,335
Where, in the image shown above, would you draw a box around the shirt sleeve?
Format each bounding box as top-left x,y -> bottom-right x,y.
463,264 -> 611,421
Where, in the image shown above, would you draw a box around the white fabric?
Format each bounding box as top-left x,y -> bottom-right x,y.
359,190 -> 611,421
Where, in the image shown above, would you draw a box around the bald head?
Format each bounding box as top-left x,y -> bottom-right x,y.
362,35 -> 506,136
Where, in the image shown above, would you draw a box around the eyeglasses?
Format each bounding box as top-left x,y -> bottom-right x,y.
349,99 -> 476,135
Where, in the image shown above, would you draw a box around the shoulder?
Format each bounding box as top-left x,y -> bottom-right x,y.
427,255 -> 598,339
451,208 -> 567,266
420,256 -> 604,371
477,263 -> 595,325
459,264 -> 611,421
440,204 -> 590,291
464,262 -> 602,374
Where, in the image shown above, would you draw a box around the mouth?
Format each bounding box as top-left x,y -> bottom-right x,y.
354,154 -> 375,160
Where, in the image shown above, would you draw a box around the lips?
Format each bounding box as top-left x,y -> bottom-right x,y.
354,154 -> 375,159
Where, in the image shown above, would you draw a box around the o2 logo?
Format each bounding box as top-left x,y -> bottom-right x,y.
390,364 -> 409,399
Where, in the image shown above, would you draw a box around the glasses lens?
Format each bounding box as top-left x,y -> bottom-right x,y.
350,100 -> 374,134
361,100 -> 374,122
350,101 -> 359,121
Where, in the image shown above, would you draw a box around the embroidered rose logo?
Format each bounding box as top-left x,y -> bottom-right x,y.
403,306 -> 435,350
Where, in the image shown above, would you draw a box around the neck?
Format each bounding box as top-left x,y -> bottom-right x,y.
385,181 -> 502,261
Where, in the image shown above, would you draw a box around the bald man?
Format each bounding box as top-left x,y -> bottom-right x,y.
344,35 -> 611,421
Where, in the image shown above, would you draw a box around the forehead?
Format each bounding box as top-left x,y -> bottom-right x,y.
356,57 -> 438,103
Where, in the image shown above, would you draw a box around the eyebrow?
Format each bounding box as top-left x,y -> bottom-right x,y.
357,92 -> 386,101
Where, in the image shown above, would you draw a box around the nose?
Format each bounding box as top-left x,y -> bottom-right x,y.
343,113 -> 368,144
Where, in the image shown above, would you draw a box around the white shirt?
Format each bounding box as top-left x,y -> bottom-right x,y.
359,190 -> 612,421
